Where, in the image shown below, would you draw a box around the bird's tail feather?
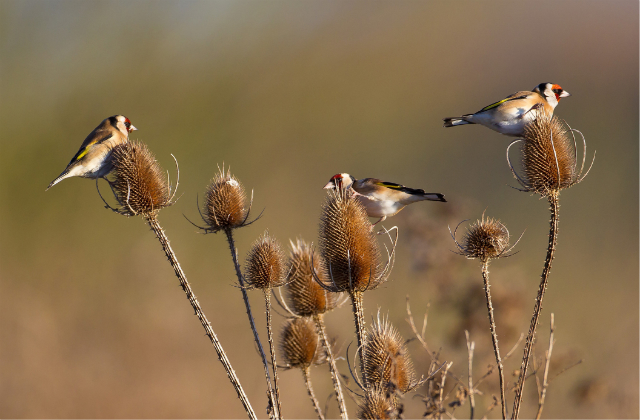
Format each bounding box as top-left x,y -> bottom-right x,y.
46,170 -> 71,191
423,193 -> 446,202
443,116 -> 472,127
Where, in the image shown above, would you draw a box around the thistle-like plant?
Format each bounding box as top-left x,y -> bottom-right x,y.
316,189 -> 396,384
451,214 -> 521,419
279,239 -> 348,419
104,142 -> 256,419
244,231 -> 288,419
506,113 -> 594,418
280,317 -> 327,420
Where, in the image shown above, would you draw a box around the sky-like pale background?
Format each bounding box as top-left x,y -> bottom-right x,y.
1,1 -> 638,418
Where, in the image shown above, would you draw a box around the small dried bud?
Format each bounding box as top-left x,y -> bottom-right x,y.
459,216 -> 510,262
286,239 -> 340,316
509,112 -> 591,197
110,141 -> 171,216
363,315 -> 416,394
280,317 -> 325,370
318,190 -> 386,292
244,231 -> 287,290
202,167 -> 248,232
357,385 -> 398,420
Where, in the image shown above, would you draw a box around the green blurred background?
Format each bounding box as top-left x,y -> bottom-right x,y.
1,1 -> 637,418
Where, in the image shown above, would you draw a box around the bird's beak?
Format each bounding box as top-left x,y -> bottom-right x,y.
128,125 -> 138,132
323,181 -> 335,190
560,90 -> 571,98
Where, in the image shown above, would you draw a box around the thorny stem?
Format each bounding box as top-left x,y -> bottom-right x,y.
145,215 -> 256,420
512,193 -> 560,419
535,314 -> 555,420
465,331 -> 475,420
224,228 -> 279,419
481,261 -> 507,419
350,290 -> 367,386
302,367 -> 325,420
314,314 -> 348,419
264,290 -> 283,419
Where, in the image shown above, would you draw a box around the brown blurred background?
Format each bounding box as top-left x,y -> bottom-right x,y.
0,1 -> 637,418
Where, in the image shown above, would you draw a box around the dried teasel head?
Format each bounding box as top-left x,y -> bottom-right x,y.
451,214 -> 520,262
363,313 -> 417,394
280,317 -> 326,370
357,385 -> 399,420
318,189 -> 392,293
109,141 -> 174,216
284,239 -> 341,317
507,112 -> 594,197
201,166 -> 251,232
244,231 -> 287,290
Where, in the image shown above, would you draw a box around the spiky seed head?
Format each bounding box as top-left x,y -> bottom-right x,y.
460,216 -> 510,262
280,317 -> 326,370
363,315 -> 416,394
318,190 -> 383,292
520,112 -> 578,196
244,231 -> 287,290
202,167 -> 248,232
286,239 -> 340,316
110,141 -> 171,216
357,385 -> 398,420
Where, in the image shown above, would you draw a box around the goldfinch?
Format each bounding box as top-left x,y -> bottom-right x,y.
323,173 -> 446,226
443,83 -> 571,137
47,115 -> 137,190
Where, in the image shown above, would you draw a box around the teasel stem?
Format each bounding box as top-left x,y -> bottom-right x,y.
481,261 -> 507,419
512,192 -> 559,419
145,214 -> 256,420
224,228 -> 279,420
313,314 -> 348,419
350,290 -> 367,385
301,367 -> 325,420
264,290 -> 283,418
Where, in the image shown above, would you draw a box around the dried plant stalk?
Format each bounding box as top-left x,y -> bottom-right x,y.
285,239 -> 348,418
507,114 -> 593,419
245,232 -> 288,419
318,190 -> 394,385
108,144 -> 256,419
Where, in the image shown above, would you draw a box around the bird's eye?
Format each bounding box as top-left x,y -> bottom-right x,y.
124,121 -> 131,128
552,89 -> 562,94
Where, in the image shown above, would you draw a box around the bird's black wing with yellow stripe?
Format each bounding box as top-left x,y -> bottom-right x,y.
375,181 -> 426,196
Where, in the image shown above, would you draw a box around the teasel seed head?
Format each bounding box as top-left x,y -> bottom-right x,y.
357,385 -> 399,420
451,214 -> 518,262
318,189 -> 391,293
363,313 -> 416,394
507,112 -> 594,197
109,141 -> 173,216
280,317 -> 326,370
285,239 -> 341,317
244,231 -> 288,290
201,166 -> 250,232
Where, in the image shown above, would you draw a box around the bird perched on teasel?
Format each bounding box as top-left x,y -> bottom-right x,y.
443,83 -> 570,137
47,115 -> 137,190
323,173 -> 446,226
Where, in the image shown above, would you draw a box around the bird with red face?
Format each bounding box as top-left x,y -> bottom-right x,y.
443,83 -> 571,137
323,173 -> 446,227
47,115 -> 137,190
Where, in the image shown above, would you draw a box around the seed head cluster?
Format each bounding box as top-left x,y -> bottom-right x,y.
363,315 -> 416,394
520,113 -> 578,196
318,190 -> 384,292
110,141 -> 171,216
357,385 -> 399,420
280,317 -> 326,370
202,167 -> 248,232
286,239 -> 340,316
244,231 -> 287,290
460,216 -> 510,262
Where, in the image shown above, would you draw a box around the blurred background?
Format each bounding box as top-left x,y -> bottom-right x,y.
1,1 -> 637,418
